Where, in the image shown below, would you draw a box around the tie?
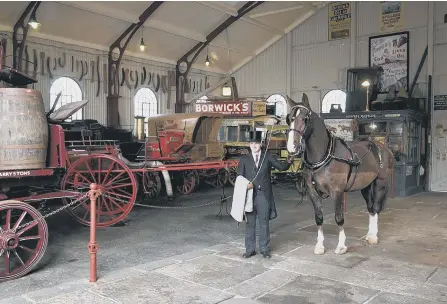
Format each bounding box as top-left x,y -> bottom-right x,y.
255,154 -> 259,168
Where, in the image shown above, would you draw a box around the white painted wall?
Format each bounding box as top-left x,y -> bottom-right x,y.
0,31 -> 223,129
232,1 -> 447,191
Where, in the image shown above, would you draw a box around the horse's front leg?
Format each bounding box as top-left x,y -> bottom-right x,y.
308,186 -> 325,255
334,191 -> 347,254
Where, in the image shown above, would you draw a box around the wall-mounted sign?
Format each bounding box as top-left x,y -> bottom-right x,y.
434,95 -> 447,111
369,31 -> 409,93
195,101 -> 251,116
324,118 -> 354,141
380,1 -> 403,33
252,101 -> 266,116
328,2 -> 351,40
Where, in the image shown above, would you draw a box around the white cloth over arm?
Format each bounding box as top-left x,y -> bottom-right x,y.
230,175 -> 253,222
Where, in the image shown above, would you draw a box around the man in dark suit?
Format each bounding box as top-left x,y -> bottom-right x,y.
237,130 -> 293,258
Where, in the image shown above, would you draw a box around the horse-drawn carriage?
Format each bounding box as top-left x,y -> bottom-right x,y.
0,85 -> 237,282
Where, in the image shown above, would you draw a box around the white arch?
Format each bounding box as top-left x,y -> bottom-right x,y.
321,90 -> 347,113
134,88 -> 158,133
50,77 -> 83,121
266,94 -> 287,117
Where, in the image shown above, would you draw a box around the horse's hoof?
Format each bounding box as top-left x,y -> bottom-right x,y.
366,235 -> 378,245
314,245 -> 325,255
334,246 -> 347,255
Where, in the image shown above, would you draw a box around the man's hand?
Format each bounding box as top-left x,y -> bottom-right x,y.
247,182 -> 253,189
287,154 -> 295,163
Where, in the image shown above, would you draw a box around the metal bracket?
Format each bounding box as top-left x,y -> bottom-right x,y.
175,1 -> 264,113
107,1 -> 164,127
12,1 -> 41,71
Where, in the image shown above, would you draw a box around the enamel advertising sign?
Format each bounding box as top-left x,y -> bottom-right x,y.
195,101 -> 252,116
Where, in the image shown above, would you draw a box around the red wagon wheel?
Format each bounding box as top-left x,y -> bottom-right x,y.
176,170 -> 197,195
0,200 -> 48,282
61,154 -> 137,227
228,165 -> 238,186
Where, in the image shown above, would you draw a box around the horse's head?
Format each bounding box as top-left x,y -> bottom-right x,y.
286,93 -> 312,155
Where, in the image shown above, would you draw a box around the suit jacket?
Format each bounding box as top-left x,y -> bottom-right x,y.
237,150 -> 291,220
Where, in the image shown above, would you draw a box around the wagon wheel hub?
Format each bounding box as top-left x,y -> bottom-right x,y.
0,231 -> 19,250
97,184 -> 106,193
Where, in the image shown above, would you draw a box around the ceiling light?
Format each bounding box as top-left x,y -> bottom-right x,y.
205,54 -> 210,66
140,38 -> 145,52
28,13 -> 40,29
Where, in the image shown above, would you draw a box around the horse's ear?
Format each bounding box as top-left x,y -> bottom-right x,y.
286,114 -> 291,125
286,95 -> 297,108
301,93 -> 310,108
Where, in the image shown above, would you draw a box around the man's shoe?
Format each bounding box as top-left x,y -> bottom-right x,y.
261,251 -> 271,259
242,251 -> 256,258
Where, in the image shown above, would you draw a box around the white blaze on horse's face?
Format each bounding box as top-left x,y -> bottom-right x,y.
287,108 -> 300,154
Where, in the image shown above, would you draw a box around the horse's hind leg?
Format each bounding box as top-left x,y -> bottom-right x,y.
364,178 -> 388,245
334,192 -> 347,254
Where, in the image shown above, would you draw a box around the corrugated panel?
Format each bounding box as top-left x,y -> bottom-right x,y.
292,8 -> 328,46
357,1 -> 428,38
233,36 -> 287,96
435,24 -> 447,44
435,2 -> 447,26
292,39 -> 350,92
0,31 -> 222,130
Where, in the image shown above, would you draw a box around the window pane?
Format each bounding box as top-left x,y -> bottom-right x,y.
134,88 -> 158,134
49,77 -> 83,121
321,90 -> 346,113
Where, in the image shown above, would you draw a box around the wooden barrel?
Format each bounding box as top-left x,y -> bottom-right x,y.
0,88 -> 48,170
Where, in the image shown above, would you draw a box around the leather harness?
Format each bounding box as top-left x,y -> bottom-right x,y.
287,104 -> 384,199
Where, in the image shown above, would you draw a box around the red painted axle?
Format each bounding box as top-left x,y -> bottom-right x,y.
88,183 -> 101,282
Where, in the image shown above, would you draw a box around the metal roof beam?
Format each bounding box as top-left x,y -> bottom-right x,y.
175,1 -> 264,113
12,1 -> 41,71
107,1 -> 163,128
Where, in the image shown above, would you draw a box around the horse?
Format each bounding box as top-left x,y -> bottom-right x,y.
285,93 -> 394,255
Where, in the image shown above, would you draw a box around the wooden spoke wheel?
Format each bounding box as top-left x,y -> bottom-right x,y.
176,170 -> 197,195
208,168 -> 229,188
228,165 -> 238,186
143,172 -> 161,199
61,154 -> 137,227
0,200 -> 48,282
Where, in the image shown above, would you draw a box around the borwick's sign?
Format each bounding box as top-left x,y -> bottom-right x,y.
195,102 -> 251,116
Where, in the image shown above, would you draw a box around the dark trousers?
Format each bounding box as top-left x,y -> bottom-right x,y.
245,191 -> 270,253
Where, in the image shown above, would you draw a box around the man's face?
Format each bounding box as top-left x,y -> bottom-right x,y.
249,141 -> 261,153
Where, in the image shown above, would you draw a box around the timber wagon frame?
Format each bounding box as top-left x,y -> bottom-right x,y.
0,83 -> 237,282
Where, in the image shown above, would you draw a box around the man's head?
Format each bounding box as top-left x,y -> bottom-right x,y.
248,131 -> 263,153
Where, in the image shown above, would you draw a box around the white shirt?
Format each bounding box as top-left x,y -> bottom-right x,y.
252,151 -> 261,167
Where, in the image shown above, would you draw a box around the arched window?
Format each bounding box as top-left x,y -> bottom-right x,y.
266,94 -> 287,117
134,88 -> 158,133
321,89 -> 346,113
49,77 -> 83,121
196,95 -> 208,103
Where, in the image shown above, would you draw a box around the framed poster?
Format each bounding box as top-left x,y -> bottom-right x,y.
328,2 -> 351,41
369,31 -> 409,93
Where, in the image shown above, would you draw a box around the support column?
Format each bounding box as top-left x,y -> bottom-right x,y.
286,31 -> 292,112
107,2 -> 163,128
349,1 -> 357,68
427,0 -> 434,190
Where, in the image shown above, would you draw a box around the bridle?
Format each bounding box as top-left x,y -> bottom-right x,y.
286,104 -> 312,156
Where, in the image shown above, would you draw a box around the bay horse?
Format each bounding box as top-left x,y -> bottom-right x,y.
285,94 -> 394,255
